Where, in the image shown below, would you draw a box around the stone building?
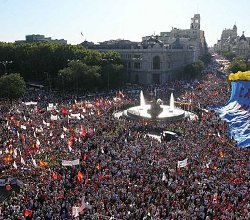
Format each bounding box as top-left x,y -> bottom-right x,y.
15,34 -> 67,44
84,14 -> 207,85
214,25 -> 250,59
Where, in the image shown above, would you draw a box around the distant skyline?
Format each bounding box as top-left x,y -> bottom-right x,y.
1,0 -> 250,47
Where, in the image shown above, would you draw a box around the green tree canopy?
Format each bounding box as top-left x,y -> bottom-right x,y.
0,73 -> 26,101
0,42 -> 124,91
184,60 -> 205,79
229,57 -> 248,73
58,60 -> 101,92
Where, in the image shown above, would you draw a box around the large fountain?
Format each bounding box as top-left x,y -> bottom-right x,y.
123,91 -> 187,121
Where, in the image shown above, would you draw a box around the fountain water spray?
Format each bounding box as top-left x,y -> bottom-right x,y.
140,91 -> 146,106
169,93 -> 174,112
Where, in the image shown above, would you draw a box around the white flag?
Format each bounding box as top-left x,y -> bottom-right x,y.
177,158 -> 188,168
13,161 -> 18,169
36,139 -> 40,147
21,157 -> 26,165
63,126 -> 68,132
68,145 -> 72,152
51,114 -> 58,121
162,172 -> 167,181
60,133 -> 65,139
31,157 -> 37,167
72,206 -> 80,217
13,148 -> 18,158
21,125 -> 27,130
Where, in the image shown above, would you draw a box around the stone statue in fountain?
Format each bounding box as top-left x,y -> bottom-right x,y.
147,97 -> 163,119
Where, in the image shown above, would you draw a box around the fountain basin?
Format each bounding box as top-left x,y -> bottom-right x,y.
124,104 -> 186,121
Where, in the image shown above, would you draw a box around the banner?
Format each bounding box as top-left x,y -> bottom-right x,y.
177,158 -> 188,168
62,159 -> 80,166
24,102 -> 37,106
69,113 -> 81,120
47,103 -> 54,111
51,114 -> 58,121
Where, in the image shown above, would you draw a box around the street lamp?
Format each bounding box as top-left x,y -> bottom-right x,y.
59,72 -> 65,94
67,59 -> 80,96
0,61 -> 13,74
101,58 -> 113,91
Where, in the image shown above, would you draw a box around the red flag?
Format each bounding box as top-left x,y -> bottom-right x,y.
83,153 -> 87,161
81,126 -> 87,137
61,107 -> 69,116
52,172 -> 58,181
23,209 -> 33,217
68,136 -> 75,147
77,171 -> 84,182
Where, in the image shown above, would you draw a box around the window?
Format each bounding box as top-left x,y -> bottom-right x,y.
153,56 -> 160,69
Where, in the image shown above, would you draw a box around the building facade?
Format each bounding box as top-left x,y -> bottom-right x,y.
214,25 -> 250,59
15,34 -> 67,44
84,14 -> 206,85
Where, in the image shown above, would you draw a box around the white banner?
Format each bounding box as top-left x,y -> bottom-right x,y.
69,113 -> 81,120
62,159 -> 80,166
51,114 -> 58,121
24,101 -> 37,106
177,158 -> 188,168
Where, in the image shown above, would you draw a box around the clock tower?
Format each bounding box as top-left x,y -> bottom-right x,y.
190,14 -> 200,30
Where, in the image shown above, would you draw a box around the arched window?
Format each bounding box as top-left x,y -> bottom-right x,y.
153,56 -> 160,69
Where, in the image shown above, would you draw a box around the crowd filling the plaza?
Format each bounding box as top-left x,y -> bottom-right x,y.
0,63 -> 249,219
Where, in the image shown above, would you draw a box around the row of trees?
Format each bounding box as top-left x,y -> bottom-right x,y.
217,50 -> 236,61
183,53 -> 212,79
216,50 -> 250,73
0,42 -> 124,91
0,73 -> 26,102
229,57 -> 250,73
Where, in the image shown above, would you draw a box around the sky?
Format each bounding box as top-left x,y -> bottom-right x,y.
1,0 -> 250,47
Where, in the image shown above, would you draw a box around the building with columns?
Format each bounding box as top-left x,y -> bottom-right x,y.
83,14 -> 207,85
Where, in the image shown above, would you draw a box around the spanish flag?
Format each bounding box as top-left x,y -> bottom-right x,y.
219,149 -> 224,158
96,163 -> 101,170
38,160 -> 49,168
77,171 -> 84,182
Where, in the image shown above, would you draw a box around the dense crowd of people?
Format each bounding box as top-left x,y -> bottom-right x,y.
0,60 -> 249,220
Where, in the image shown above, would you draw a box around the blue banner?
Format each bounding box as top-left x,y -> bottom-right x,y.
211,81 -> 250,148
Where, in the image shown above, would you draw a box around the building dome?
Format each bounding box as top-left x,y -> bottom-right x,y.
239,32 -> 247,41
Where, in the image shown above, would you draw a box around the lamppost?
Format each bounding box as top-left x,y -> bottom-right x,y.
67,59 -> 80,97
45,72 -> 51,92
0,60 -> 13,74
101,58 -> 113,91
59,72 -> 65,94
